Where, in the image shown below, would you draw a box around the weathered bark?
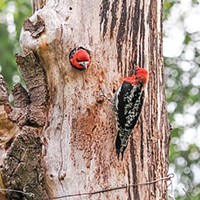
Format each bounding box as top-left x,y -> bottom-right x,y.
0,53 -> 48,199
0,0 -> 170,199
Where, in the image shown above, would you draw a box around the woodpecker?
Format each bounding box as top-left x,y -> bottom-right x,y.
113,67 -> 148,159
69,47 -> 91,70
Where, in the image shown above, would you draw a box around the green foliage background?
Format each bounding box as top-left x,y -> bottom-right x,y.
164,0 -> 200,199
0,0 -> 199,199
0,0 -> 31,89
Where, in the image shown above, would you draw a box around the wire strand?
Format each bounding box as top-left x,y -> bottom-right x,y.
0,188 -> 34,197
0,174 -> 174,199
182,188 -> 193,200
50,173 -> 174,199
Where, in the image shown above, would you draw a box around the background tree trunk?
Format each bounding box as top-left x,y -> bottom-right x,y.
0,0 -> 170,199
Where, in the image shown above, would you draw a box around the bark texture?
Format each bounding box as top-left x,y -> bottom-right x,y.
2,128 -> 47,200
0,53 -> 48,199
0,0 -> 170,199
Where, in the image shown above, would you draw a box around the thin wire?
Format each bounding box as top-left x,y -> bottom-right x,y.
167,175 -> 175,200
50,173 -> 174,199
0,188 -> 34,197
0,174 -> 174,199
182,188 -> 193,200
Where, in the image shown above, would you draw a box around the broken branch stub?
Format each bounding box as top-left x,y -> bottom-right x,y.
23,16 -> 45,39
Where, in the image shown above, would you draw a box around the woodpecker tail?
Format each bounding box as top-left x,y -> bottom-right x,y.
115,129 -> 131,160
115,133 -> 125,160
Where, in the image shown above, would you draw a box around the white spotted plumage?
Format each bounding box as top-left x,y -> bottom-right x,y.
113,67 -> 148,159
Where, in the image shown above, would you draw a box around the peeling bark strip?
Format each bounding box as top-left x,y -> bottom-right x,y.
2,127 -> 48,200
12,83 -> 30,108
16,52 -> 47,106
0,75 -> 9,104
15,52 -> 48,126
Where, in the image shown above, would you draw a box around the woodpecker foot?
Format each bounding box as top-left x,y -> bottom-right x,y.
98,88 -> 113,104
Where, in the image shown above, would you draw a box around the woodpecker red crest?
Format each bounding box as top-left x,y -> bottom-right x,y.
69,47 -> 91,70
113,67 -> 148,159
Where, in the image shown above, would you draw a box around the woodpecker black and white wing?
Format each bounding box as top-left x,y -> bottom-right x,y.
114,81 -> 145,159
114,81 -> 144,129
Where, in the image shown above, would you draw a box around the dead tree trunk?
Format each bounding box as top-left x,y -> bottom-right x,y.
0,0 -> 170,199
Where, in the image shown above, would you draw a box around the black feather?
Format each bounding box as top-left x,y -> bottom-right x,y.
114,81 -> 144,159
69,46 -> 90,60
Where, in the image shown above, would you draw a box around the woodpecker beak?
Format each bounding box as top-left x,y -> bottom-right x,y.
132,69 -> 137,75
79,61 -> 89,69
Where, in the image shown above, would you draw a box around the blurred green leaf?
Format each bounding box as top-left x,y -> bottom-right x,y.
184,34 -> 191,45
0,0 -> 31,90
164,0 -> 200,199
163,0 -> 176,20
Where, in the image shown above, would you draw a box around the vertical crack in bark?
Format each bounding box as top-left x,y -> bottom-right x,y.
130,138 -> 139,200
48,44 -> 66,183
100,0 -> 110,39
126,5 -> 133,74
127,165 -> 131,199
116,0 -> 127,74
131,0 -> 140,65
110,0 -> 119,39
140,118 -> 144,169
139,4 -> 145,68
58,81 -> 65,183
